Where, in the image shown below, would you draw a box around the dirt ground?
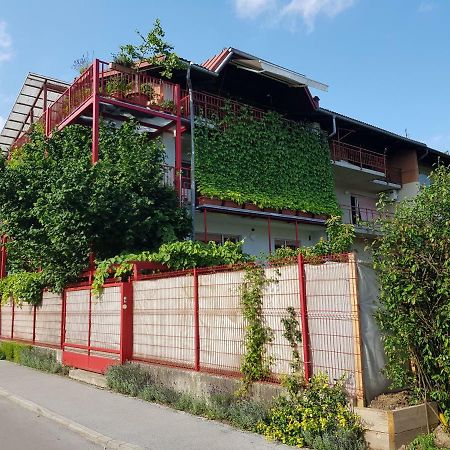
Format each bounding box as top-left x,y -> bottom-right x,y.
369,391 -> 412,410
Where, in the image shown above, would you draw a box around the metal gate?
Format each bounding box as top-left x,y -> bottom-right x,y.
62,282 -> 133,374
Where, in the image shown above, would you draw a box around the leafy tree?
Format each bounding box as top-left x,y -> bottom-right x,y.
0,121 -> 189,298
114,18 -> 182,78
373,165 -> 450,420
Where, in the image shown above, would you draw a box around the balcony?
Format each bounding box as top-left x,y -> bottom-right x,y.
331,141 -> 402,186
340,203 -> 393,232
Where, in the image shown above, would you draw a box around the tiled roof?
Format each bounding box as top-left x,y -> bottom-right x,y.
201,49 -> 231,72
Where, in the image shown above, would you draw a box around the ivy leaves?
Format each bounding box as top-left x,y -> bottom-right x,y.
0,121 -> 189,300
195,109 -> 339,215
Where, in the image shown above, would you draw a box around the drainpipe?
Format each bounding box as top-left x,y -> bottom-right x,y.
187,63 -> 196,240
329,114 -> 337,138
418,147 -> 429,162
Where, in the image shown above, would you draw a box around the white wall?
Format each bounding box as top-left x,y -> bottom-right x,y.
194,211 -> 326,256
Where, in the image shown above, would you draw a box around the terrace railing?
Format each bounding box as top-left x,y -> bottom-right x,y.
331,140 -> 386,173
340,203 -> 393,229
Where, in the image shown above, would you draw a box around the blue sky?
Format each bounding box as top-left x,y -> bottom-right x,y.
0,0 -> 449,152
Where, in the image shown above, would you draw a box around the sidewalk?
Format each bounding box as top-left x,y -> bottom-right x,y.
0,361 -> 289,450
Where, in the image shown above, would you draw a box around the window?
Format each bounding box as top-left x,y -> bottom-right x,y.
195,233 -> 241,244
274,239 -> 299,250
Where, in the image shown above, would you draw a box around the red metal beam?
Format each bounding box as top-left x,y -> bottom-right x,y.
92,59 -> 100,164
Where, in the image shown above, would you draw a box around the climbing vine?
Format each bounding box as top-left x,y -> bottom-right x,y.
92,240 -> 251,297
238,265 -> 275,395
281,307 -> 303,373
195,107 -> 339,215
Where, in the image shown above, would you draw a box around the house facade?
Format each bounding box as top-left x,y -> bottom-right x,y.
0,47 -> 447,258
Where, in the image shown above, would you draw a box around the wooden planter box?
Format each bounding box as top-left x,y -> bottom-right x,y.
281,208 -> 296,216
296,211 -> 314,218
355,403 -> 439,450
223,200 -> 241,209
264,207 -> 279,214
198,196 -> 222,206
244,202 -> 260,211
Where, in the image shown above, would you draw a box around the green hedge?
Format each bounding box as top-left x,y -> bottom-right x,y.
195,109 -> 339,216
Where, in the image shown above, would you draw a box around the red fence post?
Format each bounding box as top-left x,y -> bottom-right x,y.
60,291 -> 66,349
120,281 -> 134,364
298,254 -> 311,381
193,268 -> 200,371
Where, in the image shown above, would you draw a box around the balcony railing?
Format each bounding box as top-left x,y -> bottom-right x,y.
331,140 -> 402,185
331,140 -> 386,173
340,204 -> 393,229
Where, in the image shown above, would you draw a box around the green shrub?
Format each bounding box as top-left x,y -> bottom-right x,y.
408,433 -> 440,450
259,372 -> 365,448
106,363 -> 153,396
373,166 -> 450,417
228,399 -> 269,432
19,346 -> 66,374
0,341 -> 29,363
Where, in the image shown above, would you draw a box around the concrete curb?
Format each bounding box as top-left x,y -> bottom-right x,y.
0,386 -> 145,450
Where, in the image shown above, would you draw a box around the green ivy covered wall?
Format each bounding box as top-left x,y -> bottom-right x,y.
194,108 -> 340,216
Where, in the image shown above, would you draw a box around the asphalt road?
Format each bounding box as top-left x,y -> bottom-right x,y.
0,395 -> 101,450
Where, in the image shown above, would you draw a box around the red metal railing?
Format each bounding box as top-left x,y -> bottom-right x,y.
47,65 -> 94,132
331,140 -> 386,173
180,89 -> 266,121
340,203 -> 393,227
97,60 -> 179,114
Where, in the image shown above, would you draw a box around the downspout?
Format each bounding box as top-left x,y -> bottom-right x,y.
329,114 -> 337,138
187,63 -> 196,240
418,147 -> 429,162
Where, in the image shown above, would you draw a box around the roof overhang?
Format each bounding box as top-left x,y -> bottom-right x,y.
202,47 -> 328,92
230,49 -> 328,92
0,73 -> 69,153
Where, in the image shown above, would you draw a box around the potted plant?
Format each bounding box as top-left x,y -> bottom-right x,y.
72,53 -> 91,76
105,78 -> 131,100
109,53 -> 135,74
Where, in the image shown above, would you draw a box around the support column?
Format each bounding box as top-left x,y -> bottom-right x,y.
295,221 -> 299,248
268,218 -> 272,253
92,59 -> 100,164
298,254 -> 311,381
